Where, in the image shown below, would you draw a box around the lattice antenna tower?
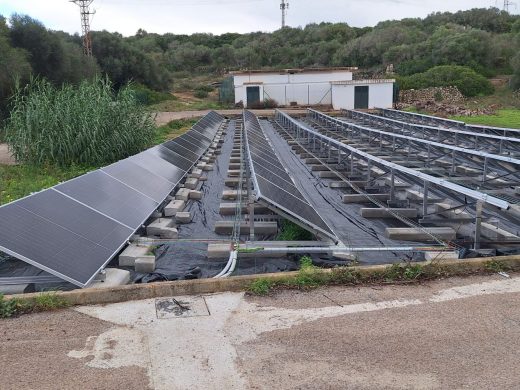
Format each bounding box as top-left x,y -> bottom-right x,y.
280,0 -> 289,28
502,0 -> 516,12
71,0 -> 95,56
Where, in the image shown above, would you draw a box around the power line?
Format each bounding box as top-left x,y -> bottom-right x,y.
280,0 -> 289,28
70,0 -> 95,56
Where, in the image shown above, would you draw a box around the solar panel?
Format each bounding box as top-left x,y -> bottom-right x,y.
130,151 -> 186,185
0,111 -> 225,287
102,159 -> 175,203
148,145 -> 194,172
55,170 -> 159,229
0,190 -> 133,286
243,111 -> 336,240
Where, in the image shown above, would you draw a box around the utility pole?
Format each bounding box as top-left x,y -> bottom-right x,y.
71,0 -> 95,56
280,0 -> 289,28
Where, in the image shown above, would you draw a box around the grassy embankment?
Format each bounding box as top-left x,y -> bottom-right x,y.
0,119 -> 196,205
452,109 -> 520,128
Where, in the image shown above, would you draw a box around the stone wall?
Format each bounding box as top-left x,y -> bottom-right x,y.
399,86 -> 464,105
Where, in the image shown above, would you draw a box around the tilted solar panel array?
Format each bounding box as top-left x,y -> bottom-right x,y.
243,111 -> 336,240
0,111 -> 224,287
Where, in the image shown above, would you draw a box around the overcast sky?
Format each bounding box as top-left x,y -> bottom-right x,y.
0,0 -> 515,36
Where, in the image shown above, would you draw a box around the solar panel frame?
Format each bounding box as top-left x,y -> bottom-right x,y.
243,111 -> 336,240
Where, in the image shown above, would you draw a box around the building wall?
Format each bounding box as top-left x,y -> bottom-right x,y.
233,71 -> 352,106
331,83 -> 394,110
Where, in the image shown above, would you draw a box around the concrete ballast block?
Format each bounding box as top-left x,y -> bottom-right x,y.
175,211 -> 193,224
175,188 -> 191,201
119,245 -> 150,267
164,200 -> 185,217
134,257 -> 156,273
189,190 -> 203,200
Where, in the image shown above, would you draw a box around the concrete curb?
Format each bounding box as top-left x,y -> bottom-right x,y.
7,255 -> 520,306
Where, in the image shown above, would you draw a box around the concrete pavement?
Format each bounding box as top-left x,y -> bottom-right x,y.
2,274 -> 520,389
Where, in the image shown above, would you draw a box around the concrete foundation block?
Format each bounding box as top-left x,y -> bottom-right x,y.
214,221 -> 278,235
119,245 -> 150,267
332,252 -> 358,261
135,256 -> 156,273
222,190 -> 247,200
175,211 -> 193,224
185,177 -> 199,190
189,190 -> 203,200
146,218 -> 178,239
343,194 -> 390,204
424,251 -> 460,262
164,200 -> 185,217
361,208 -> 418,219
175,188 -> 191,201
89,268 -> 131,289
480,223 -> 520,241
385,227 -> 456,242
189,168 -> 203,179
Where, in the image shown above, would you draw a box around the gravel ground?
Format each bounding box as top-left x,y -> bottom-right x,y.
0,310 -> 151,390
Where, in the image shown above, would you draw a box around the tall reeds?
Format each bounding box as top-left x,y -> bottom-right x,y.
4,77 -> 155,166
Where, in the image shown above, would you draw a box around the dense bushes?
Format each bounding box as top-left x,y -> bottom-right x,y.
131,83 -> 176,105
5,78 -> 155,166
398,66 -> 494,97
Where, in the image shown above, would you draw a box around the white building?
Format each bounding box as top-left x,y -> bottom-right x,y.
229,68 -> 395,110
232,68 -> 356,108
331,79 -> 396,110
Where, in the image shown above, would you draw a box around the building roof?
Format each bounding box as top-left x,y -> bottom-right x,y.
230,67 -> 358,76
331,79 -> 396,85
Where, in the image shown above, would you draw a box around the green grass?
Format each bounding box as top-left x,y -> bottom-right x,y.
0,164 -> 95,204
0,292 -> 70,318
276,220 -> 313,241
1,118 -> 197,205
248,258 -> 456,295
152,119 -> 197,145
452,109 -> 520,129
150,99 -> 228,112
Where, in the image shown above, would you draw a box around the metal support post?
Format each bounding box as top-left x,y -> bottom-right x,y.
474,201 -> 483,250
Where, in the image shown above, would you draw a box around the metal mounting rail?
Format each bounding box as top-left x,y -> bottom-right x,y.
276,109 -> 511,210
343,109 -> 520,155
307,109 -> 520,195
378,108 -> 520,137
309,109 -> 520,166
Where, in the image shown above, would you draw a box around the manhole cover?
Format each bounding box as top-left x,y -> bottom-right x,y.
155,296 -> 210,319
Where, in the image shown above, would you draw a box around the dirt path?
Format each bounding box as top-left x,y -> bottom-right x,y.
154,109 -> 309,126
0,143 -> 16,165
3,273 -> 520,389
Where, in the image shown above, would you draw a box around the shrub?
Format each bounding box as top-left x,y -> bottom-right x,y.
195,85 -> 214,93
398,65 -> 494,97
249,279 -> 275,295
194,90 -> 209,99
131,83 -> 176,105
5,77 -> 155,166
0,294 -> 18,318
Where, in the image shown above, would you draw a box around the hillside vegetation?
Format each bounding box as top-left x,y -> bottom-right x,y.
1,8 -> 520,116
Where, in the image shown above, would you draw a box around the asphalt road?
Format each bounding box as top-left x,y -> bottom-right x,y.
2,273 -> 520,389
